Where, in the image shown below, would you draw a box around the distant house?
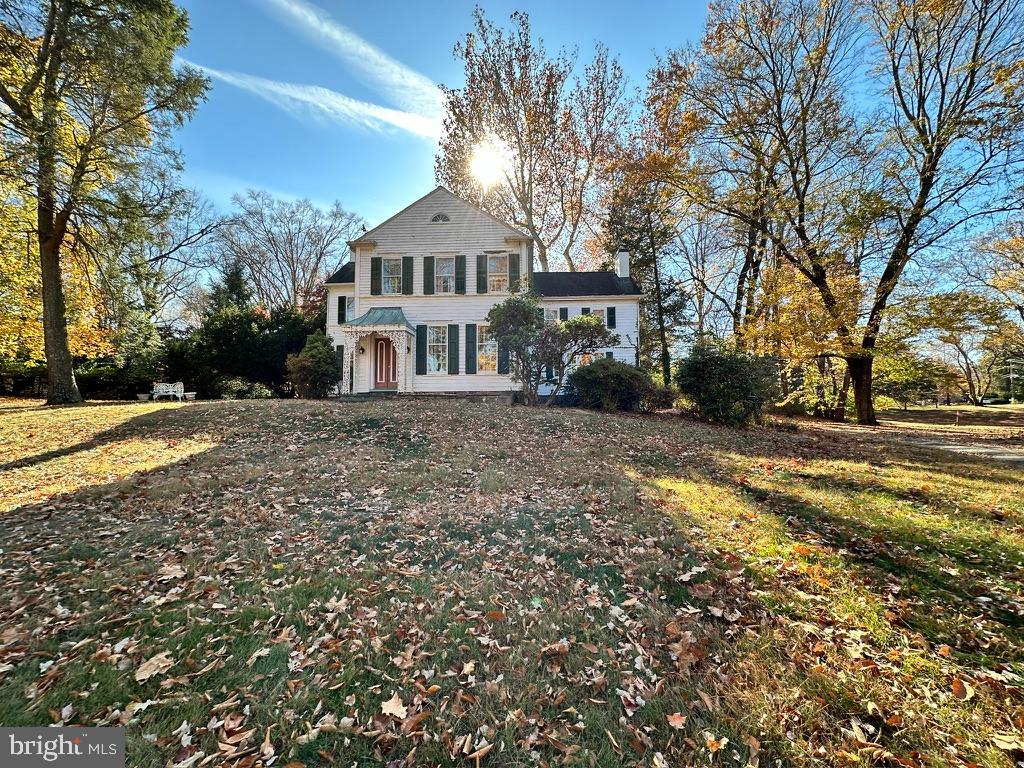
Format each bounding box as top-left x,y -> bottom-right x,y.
325,186 -> 640,395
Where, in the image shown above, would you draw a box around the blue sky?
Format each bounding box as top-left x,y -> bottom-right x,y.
174,0 -> 707,227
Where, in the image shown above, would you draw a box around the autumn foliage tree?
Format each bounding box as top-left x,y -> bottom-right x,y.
436,8 -> 629,271
0,0 -> 207,403
645,0 -> 1024,423
966,220 -> 1024,326
908,291 -> 1022,405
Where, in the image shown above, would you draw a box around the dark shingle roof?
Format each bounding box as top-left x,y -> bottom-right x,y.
532,271 -> 641,297
325,261 -> 355,284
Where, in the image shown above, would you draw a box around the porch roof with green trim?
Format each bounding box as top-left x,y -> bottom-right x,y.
339,307 -> 415,333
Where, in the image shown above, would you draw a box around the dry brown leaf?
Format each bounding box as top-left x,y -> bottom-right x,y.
134,651 -> 173,682
950,677 -> 974,701
381,692 -> 407,720
666,712 -> 687,729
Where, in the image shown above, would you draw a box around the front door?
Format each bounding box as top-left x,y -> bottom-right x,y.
374,337 -> 398,389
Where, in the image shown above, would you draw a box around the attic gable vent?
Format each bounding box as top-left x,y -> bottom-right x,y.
430,213 -> 451,223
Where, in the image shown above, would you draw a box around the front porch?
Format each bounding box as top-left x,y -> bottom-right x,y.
336,307 -> 415,395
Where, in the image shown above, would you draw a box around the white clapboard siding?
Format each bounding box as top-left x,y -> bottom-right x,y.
353,187 -> 528,254
538,298 -> 641,361
536,298 -> 641,396
325,285 -> 355,336
324,185 -> 641,395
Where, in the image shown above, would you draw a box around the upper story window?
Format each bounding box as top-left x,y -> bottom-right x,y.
435,256 -> 455,294
431,213 -> 450,223
346,296 -> 355,321
592,308 -> 606,325
488,254 -> 508,292
543,308 -> 559,324
382,258 -> 402,294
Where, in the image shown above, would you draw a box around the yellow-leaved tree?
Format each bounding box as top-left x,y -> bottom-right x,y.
0,1 -> 207,402
0,189 -> 114,366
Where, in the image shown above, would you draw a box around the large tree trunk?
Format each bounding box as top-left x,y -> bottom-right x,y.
38,230 -> 81,404
846,355 -> 875,425
534,238 -> 549,272
36,127 -> 81,405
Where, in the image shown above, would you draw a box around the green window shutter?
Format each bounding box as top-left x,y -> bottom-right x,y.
336,296 -> 345,324
465,323 -> 477,374
559,307 -> 568,321
402,256 -> 414,294
582,307 -> 591,315
415,325 -> 427,375
455,255 -> 466,294
605,351 -> 614,359
447,324 -> 459,375
545,364 -> 553,381
607,306 -> 616,328
423,256 -> 434,295
336,344 -> 344,373
497,341 -> 510,374
370,257 -> 382,295
509,252 -> 520,291
476,254 -> 488,293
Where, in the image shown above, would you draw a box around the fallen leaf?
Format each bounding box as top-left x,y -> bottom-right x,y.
135,652 -> 173,682
381,692 -> 407,720
992,731 -> 1024,751
950,677 -> 974,701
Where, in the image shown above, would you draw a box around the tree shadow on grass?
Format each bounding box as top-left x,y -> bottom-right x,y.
2,401 -> 1019,768
0,403 -> 219,473
0,399 -> 144,415
640,439 -> 1023,661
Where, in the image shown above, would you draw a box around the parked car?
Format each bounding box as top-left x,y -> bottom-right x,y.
980,395 -> 1010,405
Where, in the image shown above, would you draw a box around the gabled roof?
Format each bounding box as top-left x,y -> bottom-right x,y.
533,271 -> 642,297
340,306 -> 415,332
325,261 -> 355,284
348,186 -> 530,246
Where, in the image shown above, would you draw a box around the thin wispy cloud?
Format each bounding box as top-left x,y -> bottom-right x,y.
184,59 -> 440,139
260,0 -> 443,118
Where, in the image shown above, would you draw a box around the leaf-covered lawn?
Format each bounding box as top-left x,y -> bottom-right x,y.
0,398 -> 1021,767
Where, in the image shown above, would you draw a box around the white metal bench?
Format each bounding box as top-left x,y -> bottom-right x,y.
147,382 -> 196,402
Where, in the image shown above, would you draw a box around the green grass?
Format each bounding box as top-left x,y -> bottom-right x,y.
0,397 -> 1021,767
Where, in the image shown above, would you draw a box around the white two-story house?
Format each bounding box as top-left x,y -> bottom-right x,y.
325,186 -> 640,395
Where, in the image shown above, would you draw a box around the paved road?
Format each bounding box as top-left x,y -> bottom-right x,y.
901,437 -> 1024,467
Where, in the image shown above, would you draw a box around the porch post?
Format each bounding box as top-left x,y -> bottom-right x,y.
395,331 -> 406,393
340,329 -> 359,394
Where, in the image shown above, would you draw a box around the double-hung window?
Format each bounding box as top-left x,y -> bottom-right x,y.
346,296 -> 355,321
382,258 -> 402,294
592,308 -> 606,325
435,256 -> 455,294
543,308 -> 559,324
487,254 -> 508,292
477,325 -> 497,373
427,326 -> 448,374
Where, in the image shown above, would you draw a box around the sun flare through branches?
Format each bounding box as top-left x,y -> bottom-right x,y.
468,135 -> 510,189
